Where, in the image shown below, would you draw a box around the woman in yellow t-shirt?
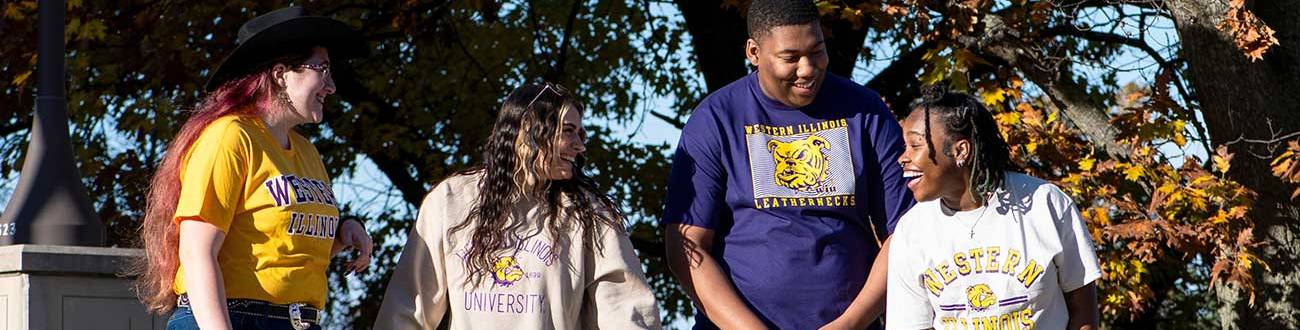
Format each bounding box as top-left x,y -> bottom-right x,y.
132,7 -> 373,330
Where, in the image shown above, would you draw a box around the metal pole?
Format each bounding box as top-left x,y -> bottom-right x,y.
0,0 -> 105,246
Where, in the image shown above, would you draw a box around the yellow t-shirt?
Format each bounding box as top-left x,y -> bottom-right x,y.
172,115 -> 339,308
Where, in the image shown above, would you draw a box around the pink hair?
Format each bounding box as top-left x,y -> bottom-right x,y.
132,69 -> 283,314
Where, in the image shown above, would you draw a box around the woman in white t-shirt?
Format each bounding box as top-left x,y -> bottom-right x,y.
886,87 -> 1102,330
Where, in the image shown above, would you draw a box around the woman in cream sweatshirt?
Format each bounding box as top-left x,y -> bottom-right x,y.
375,83 -> 662,329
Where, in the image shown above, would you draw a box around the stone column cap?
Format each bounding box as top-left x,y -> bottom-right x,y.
0,244 -> 141,277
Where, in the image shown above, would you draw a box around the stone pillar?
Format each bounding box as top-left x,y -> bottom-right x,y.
0,245 -> 162,329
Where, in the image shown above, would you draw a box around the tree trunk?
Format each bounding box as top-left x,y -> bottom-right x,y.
675,0 -> 749,93
822,0 -> 871,79
1168,0 -> 1300,328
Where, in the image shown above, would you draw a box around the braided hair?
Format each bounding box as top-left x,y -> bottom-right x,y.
912,86 -> 1011,206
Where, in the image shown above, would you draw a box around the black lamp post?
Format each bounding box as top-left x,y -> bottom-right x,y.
0,0 -> 105,246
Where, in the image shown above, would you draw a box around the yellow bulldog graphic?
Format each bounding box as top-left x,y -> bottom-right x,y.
767,136 -> 832,192
966,283 -> 997,311
491,256 -> 525,287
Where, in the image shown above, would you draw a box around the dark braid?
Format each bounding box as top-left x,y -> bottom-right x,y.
913,86 -> 1011,206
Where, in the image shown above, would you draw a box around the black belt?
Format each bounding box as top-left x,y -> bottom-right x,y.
177,294 -> 320,329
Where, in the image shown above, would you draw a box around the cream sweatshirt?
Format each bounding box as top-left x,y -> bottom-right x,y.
375,174 -> 662,329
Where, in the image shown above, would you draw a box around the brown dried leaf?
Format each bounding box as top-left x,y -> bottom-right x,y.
1217,1 -> 1280,61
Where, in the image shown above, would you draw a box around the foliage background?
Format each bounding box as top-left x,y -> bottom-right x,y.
2,0 -> 1298,328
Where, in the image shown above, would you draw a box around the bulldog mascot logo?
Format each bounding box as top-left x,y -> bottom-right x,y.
491,256 -> 525,287
767,135 -> 832,192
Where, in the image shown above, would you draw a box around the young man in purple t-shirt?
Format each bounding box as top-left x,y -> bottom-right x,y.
662,1 -> 914,329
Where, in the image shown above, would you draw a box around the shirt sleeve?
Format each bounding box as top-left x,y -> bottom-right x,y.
861,94 -> 915,235
173,122 -> 250,231
661,106 -> 728,229
375,184 -> 453,329
1047,186 -> 1103,292
581,224 -> 663,329
885,226 -> 935,330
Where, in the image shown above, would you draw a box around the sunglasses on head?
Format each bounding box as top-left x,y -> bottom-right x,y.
524,83 -> 566,110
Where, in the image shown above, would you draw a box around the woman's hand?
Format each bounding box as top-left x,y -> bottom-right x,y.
333,218 -> 373,274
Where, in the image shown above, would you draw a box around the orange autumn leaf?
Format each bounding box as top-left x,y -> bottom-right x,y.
1271,140 -> 1300,199
1215,145 -> 1234,173
1217,0 -> 1279,61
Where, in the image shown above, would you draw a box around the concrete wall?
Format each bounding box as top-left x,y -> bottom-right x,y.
0,245 -> 164,330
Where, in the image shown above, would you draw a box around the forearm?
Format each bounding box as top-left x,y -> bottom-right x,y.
831,237 -> 891,329
181,249 -> 231,329
1064,282 -> 1100,330
666,226 -> 766,330
669,251 -> 765,329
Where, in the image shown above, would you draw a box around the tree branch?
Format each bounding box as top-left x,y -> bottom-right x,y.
1046,26 -> 1217,158
1044,26 -> 1172,67
332,65 -> 430,209
1050,0 -> 1167,11
446,18 -> 501,95
867,41 -> 939,116
965,15 -> 1133,159
547,0 -> 585,81
650,110 -> 685,129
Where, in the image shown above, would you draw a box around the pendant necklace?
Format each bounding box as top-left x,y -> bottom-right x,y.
958,204 -> 990,239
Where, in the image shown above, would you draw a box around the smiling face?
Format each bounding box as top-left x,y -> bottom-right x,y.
746,23 -> 828,108
278,46 -> 336,125
543,105 -> 586,181
898,109 -> 970,204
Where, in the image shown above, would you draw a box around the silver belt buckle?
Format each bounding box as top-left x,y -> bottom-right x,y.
288,303 -> 311,330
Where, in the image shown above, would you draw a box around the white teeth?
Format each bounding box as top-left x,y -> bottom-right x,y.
903,171 -> 923,178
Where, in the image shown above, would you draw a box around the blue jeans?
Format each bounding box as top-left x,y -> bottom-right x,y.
167,306 -> 322,330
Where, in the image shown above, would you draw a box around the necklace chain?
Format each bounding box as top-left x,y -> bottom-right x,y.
957,205 -> 990,238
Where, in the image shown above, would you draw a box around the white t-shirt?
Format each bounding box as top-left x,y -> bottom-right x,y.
886,172 -> 1101,330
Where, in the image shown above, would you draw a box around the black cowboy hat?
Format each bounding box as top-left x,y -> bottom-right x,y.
205,7 -> 366,91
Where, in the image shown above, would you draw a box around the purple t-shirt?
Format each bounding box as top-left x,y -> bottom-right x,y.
663,73 -> 914,329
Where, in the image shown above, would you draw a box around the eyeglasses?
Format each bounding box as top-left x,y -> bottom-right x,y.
297,63 -> 331,79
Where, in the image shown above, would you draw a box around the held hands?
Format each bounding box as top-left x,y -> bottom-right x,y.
818,317 -> 857,330
333,218 -> 373,274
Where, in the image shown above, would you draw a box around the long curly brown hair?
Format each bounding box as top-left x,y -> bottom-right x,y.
448,83 -> 625,287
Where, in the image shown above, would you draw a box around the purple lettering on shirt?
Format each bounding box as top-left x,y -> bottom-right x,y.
265,176 -> 293,207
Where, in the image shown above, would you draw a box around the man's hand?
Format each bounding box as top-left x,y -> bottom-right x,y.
818,317 -> 856,330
